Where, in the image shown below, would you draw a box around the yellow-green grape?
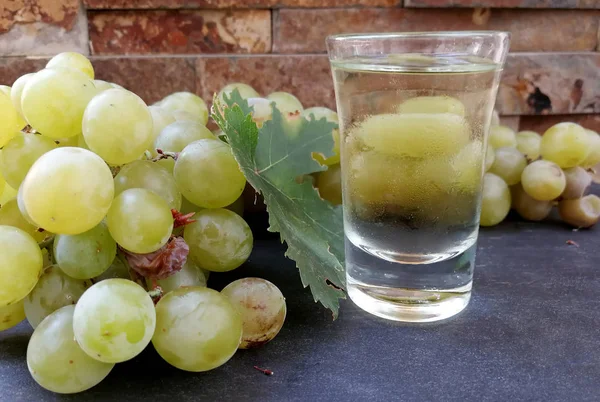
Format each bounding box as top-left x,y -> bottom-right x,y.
152,287 -> 242,372
179,196 -> 201,215
0,133 -> 57,189
0,85 -> 10,96
46,52 -> 94,79
511,184 -> 553,221
183,208 -> 253,272
303,107 -> 340,166
24,266 -> 91,329
488,125 -> 517,149
218,83 -> 260,104
83,88 -> 153,165
521,160 -> 566,201
0,182 -> 17,205
148,105 -> 175,141
561,166 -> 592,200
114,160 -> 182,210
22,147 -> 114,235
27,305 -> 115,394
93,257 -> 130,282
0,198 -> 48,242
247,98 -> 273,126
154,121 -> 214,154
159,92 -> 208,126
0,225 -> 43,306
484,144 -> 495,172
21,68 -> 98,139
581,129 -> 600,168
397,95 -> 466,116
75,134 -> 89,150
92,80 -> 114,92
353,113 -> 470,158
0,86 -> 26,129
0,170 -> 5,199
515,130 -> 542,160
17,183 -> 37,226
174,139 -> 246,208
155,158 -> 175,173
316,164 -> 342,205
479,173 -> 511,227
11,73 -> 34,120
106,188 -> 173,254
145,259 -> 207,294
540,122 -> 589,168
55,136 -> 80,148
221,278 -> 286,349
488,146 -> 527,186
558,195 -> 600,228
266,92 -> 304,115
491,110 -> 500,126
449,141 -> 484,193
0,91 -> 20,147
0,300 -> 25,331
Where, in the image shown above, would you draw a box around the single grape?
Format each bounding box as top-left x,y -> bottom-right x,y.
107,188 -> 173,254
148,105 -> 175,140
24,265 -> 91,328
184,208 -> 253,272
10,73 -> 34,120
0,171 -> 5,202
303,107 -> 340,166
561,166 -> 592,200
93,256 -> 130,282
266,91 -> 304,115
73,279 -> 156,363
92,80 -> 114,92
511,184 -> 553,221
491,110 -> 500,126
0,85 -> 9,96
247,98 -> 273,126
0,300 -> 25,332
521,160 -> 566,201
174,139 -> 246,208
515,130 -> 542,160
0,133 -> 57,189
114,160 -> 182,210
152,287 -> 242,372
580,129 -> 600,168
146,259 -> 207,294
303,107 -> 338,123
484,144 -> 495,172
83,88 -> 154,165
0,86 -> 26,129
316,164 -> 342,205
21,68 -> 98,139
397,95 -> 466,116
0,181 -> 17,205
55,135 -> 80,148
153,120 -> 214,154
488,125 -> 517,149
171,109 -> 205,124
17,183 -> 37,226
21,147 -> 114,235
221,278 -> 286,349
540,122 -> 590,168
155,158 -> 175,174
53,222 -> 117,280
218,83 -> 260,104
0,198 -> 48,242
0,91 -> 20,147
0,225 -> 43,306
489,146 -> 527,185
46,52 -> 95,79
558,195 -> 600,228
159,92 -> 208,126
27,305 -> 114,394
449,140 -> 485,193
479,173 -> 511,227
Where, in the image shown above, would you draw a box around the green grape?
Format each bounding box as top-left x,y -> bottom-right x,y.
24,265 -> 91,328
54,136 -> 80,147
10,73 -> 34,120
184,208 -> 253,272
488,146 -> 527,185
511,184 -> 552,221
0,181 -> 17,205
488,125 -> 517,149
303,107 -> 340,166
0,91 -> 20,147
491,110 -> 500,126
21,68 -> 98,139
159,92 -> 208,126
303,106 -> 338,123
0,225 -> 43,306
266,92 -> 303,115
540,122 -> 589,168
484,144 -> 495,172
152,287 -> 242,372
114,160 -> 182,210
0,198 -> 48,242
146,259 -> 207,294
561,167 -> 592,200
316,164 -> 342,205
22,147 -> 114,235
0,170 -> 4,199
0,300 -> 25,331
153,121 -> 214,154
174,139 -> 246,208
247,98 -> 273,126
53,223 -> 117,280
171,109 -> 206,124
83,88 -> 153,165
0,86 -> 26,129
515,130 -> 541,160
558,195 -> 600,228
353,113 -> 470,158
75,134 -> 89,150
397,95 -> 466,116
581,129 -> 600,168
221,278 -> 286,349
17,183 -> 37,226
46,52 -> 94,79
106,188 -> 173,254
0,85 -> 9,96
148,105 -> 175,140
155,158 -> 175,173
218,83 -> 260,104
93,256 -> 130,282
521,160 -> 566,201
479,173 -> 511,227
92,80 -> 114,92
73,279 -> 156,363
27,305 -> 114,394
0,133 -> 57,189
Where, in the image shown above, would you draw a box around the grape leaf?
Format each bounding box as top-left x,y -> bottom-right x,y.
212,91 -> 346,318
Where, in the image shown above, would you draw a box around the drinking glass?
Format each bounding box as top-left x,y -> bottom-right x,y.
326,32 -> 510,322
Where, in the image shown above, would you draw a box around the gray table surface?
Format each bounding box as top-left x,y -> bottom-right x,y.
1,215 -> 599,402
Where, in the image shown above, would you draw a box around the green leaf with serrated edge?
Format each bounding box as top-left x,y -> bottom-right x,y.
212,90 -> 346,318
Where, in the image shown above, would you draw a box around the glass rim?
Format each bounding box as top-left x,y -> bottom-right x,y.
327,31 -> 510,42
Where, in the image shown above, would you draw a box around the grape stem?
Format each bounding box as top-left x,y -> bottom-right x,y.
151,149 -> 179,163
253,366 -> 274,376
147,285 -> 164,304
38,235 -> 55,250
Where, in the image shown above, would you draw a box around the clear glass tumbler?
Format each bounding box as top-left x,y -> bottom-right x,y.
327,32 -> 510,322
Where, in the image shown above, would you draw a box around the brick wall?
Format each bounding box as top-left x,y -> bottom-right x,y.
0,0 -> 599,132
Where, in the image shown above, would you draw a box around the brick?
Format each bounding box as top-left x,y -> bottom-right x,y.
273,9 -> 599,53
89,10 -> 271,55
0,0 -> 79,33
405,0 -> 599,8
519,115 -> 600,134
83,0 -> 399,9
0,58 -> 47,87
